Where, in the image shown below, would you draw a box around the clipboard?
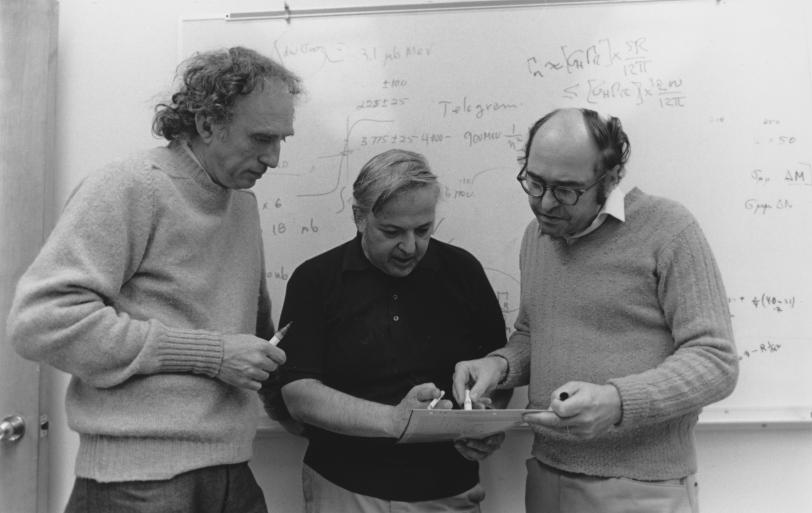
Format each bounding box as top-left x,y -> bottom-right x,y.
396,408 -> 551,444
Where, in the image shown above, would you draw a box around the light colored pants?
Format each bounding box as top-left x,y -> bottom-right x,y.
525,458 -> 699,513
302,464 -> 485,513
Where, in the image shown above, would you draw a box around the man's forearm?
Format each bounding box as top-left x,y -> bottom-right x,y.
282,379 -> 400,438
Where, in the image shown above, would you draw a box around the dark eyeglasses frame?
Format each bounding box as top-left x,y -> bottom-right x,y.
516,168 -> 607,206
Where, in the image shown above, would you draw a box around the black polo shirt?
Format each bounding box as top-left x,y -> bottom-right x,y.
277,234 -> 507,501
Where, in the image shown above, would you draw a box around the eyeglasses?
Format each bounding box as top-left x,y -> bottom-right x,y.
516,169 -> 607,206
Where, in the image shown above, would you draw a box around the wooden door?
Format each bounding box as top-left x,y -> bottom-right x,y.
1,1 -> 58,511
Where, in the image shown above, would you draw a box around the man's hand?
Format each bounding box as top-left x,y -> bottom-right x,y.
454,432 -> 506,460
523,381 -> 622,439
452,356 -> 507,407
390,383 -> 443,438
219,333 -> 286,391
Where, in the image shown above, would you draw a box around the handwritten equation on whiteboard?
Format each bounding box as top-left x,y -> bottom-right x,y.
524,37 -> 686,109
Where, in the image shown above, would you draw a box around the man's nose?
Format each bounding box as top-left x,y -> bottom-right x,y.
398,232 -> 416,254
538,189 -> 560,210
259,142 -> 281,168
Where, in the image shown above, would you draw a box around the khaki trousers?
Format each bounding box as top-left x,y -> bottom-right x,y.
302,464 -> 485,513
525,458 -> 699,513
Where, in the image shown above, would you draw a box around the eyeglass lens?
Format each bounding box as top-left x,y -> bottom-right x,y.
519,173 -> 579,205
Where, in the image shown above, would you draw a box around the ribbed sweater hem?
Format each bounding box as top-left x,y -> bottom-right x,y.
75,434 -> 254,482
529,412 -> 698,481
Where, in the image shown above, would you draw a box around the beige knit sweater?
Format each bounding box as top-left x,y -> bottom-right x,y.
493,187 -> 738,480
7,141 -> 273,481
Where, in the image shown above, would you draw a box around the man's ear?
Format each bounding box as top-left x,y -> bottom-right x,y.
607,164 -> 623,186
352,206 -> 368,233
195,112 -> 216,143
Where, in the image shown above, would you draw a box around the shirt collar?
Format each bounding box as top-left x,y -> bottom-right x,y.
563,186 -> 626,243
181,140 -> 207,171
343,234 -> 370,271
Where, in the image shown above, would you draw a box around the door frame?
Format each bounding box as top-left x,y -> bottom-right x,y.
1,1 -> 58,512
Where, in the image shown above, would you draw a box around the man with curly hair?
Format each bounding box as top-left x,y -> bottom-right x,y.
6,47 -> 301,513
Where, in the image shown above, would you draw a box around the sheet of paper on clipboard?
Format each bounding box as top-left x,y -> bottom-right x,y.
396,408 -> 551,444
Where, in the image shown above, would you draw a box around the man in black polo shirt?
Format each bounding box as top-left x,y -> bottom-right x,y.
275,149 -> 510,512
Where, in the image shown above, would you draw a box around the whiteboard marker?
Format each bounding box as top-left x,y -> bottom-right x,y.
428,390 -> 445,410
269,322 -> 292,346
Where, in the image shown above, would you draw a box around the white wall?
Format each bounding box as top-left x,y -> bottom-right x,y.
49,1 -> 812,512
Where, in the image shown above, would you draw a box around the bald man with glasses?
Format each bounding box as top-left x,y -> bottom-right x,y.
453,108 -> 739,513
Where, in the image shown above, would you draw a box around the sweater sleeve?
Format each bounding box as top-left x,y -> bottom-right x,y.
489,222 -> 534,388
608,220 -> 739,426
490,305 -> 532,388
255,239 -> 275,340
6,166 -> 223,388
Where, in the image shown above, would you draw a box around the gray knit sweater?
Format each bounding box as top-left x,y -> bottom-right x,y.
493,187 -> 738,480
7,141 -> 273,481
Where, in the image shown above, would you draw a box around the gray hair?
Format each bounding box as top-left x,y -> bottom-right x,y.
352,149 -> 440,222
152,46 -> 303,142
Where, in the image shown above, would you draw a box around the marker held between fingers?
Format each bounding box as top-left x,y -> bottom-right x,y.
269,322 -> 292,346
428,390 -> 445,410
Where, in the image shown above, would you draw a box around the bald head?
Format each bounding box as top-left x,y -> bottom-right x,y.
529,109 -> 600,179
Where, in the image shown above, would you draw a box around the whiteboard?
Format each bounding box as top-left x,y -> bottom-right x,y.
183,0 -> 812,424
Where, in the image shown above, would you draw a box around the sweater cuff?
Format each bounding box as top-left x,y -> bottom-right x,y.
607,377 -> 647,426
155,327 -> 224,377
488,346 -> 529,389
490,354 -> 510,385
